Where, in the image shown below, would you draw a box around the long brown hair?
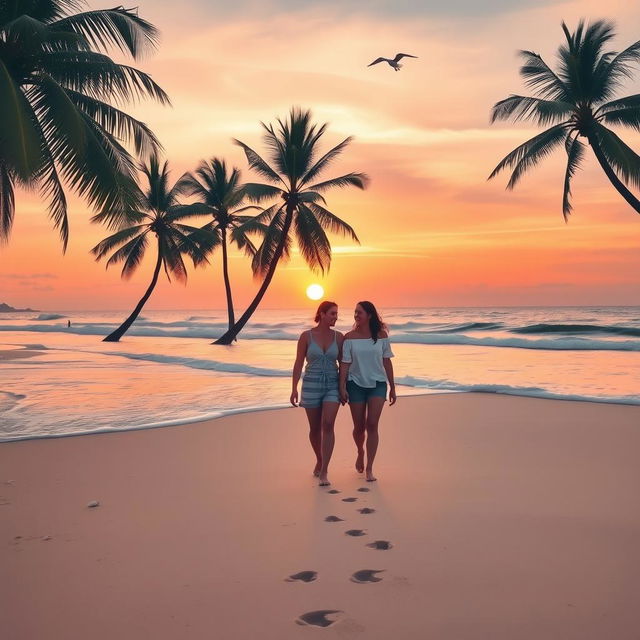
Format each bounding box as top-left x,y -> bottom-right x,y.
315,300 -> 337,323
357,300 -> 386,343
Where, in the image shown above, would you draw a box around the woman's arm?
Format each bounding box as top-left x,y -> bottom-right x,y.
290,332 -> 307,406
339,333 -> 351,405
339,362 -> 351,405
383,358 -> 396,405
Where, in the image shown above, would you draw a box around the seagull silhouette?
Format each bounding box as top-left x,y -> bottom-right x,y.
367,53 -> 418,71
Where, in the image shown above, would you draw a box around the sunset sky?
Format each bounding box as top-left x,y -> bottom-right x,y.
3,0 -> 640,310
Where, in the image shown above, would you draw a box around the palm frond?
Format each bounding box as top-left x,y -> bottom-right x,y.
300,136 -> 353,186
599,38 -> 640,96
233,139 -> 284,185
103,231 -> 148,275
65,89 -> 161,157
297,191 -> 327,205
120,232 -> 151,279
488,124 -> 569,188
305,172 -> 369,193
304,202 -> 359,242
601,106 -> 640,132
34,140 -> 69,249
57,111 -> 142,227
294,206 -> 332,275
50,7 -> 160,60
243,182 -> 283,203
91,224 -> 147,259
0,60 -> 44,179
490,95 -> 573,126
164,202 -> 212,222
231,205 -> 263,214
518,50 -> 571,101
237,203 -> 282,230
0,163 -> 15,244
159,234 -> 188,283
251,209 -> 291,277
591,123 -> 640,189
171,227 -> 211,268
229,222 -> 260,257
562,133 -> 586,220
42,51 -> 170,106
174,171 -> 209,200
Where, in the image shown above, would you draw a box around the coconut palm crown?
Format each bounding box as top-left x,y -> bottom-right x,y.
0,0 -> 169,249
489,19 -> 640,220
176,158 -> 265,331
92,156 -> 209,342
214,107 -> 368,344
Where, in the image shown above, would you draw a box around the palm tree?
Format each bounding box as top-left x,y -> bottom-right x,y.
176,159 -> 264,332
0,0 -> 169,249
92,156 -> 209,342
489,19 -> 640,220
213,107 -> 367,345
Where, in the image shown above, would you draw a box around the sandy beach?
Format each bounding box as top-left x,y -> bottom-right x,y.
2,393 -> 640,639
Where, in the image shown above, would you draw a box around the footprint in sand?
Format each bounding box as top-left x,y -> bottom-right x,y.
342,497 -> 357,503
357,487 -> 370,493
296,610 -> 342,627
286,571 -> 318,583
345,529 -> 366,537
358,507 -> 375,514
367,540 -> 393,550
351,569 -> 384,583
327,489 -> 341,494
325,515 -> 344,522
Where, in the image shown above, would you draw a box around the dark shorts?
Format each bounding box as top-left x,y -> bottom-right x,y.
347,380 -> 387,403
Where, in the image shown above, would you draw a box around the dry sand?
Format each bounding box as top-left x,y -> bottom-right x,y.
2,393 -> 640,639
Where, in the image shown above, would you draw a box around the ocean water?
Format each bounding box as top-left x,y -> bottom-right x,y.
1,306 -> 639,442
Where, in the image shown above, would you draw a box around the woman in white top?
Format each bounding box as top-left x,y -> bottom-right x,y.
339,301 -> 396,482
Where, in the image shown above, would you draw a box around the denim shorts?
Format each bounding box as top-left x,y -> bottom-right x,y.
346,380 -> 387,403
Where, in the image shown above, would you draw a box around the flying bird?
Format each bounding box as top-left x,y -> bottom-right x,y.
367,53 -> 418,71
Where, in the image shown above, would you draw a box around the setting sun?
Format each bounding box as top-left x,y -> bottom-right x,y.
306,284 -> 324,300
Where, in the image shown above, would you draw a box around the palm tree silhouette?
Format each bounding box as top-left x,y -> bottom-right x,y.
213,107 -> 367,345
92,157 -> 208,342
489,19 -> 640,219
176,159 -> 265,332
0,0 -> 168,249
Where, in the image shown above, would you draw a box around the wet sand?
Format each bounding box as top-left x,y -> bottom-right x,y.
2,393 -> 640,639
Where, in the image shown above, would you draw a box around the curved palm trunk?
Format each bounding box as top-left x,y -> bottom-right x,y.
220,227 -> 235,331
213,206 -> 294,345
103,246 -> 163,342
588,135 -> 640,215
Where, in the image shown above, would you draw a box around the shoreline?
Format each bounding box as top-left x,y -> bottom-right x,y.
3,393 -> 640,639
2,388 -> 640,444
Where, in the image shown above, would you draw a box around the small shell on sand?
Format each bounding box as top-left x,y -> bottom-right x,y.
87,500 -> 100,508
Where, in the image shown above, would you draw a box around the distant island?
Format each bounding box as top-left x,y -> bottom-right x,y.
0,302 -> 38,313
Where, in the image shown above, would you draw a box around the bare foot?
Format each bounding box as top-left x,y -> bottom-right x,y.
365,469 -> 377,482
318,474 -> 330,487
355,451 -> 364,474
313,461 -> 321,477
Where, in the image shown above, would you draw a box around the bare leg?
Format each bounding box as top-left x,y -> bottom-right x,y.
318,401 -> 340,486
305,407 -> 322,475
349,402 -> 367,473
364,397 -> 385,481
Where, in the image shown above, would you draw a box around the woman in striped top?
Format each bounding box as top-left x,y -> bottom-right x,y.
291,301 -> 344,486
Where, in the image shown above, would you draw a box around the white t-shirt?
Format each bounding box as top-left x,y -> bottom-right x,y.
342,337 -> 394,388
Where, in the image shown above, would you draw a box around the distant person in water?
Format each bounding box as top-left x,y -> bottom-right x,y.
291,301 -> 344,486
340,301 -> 396,482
